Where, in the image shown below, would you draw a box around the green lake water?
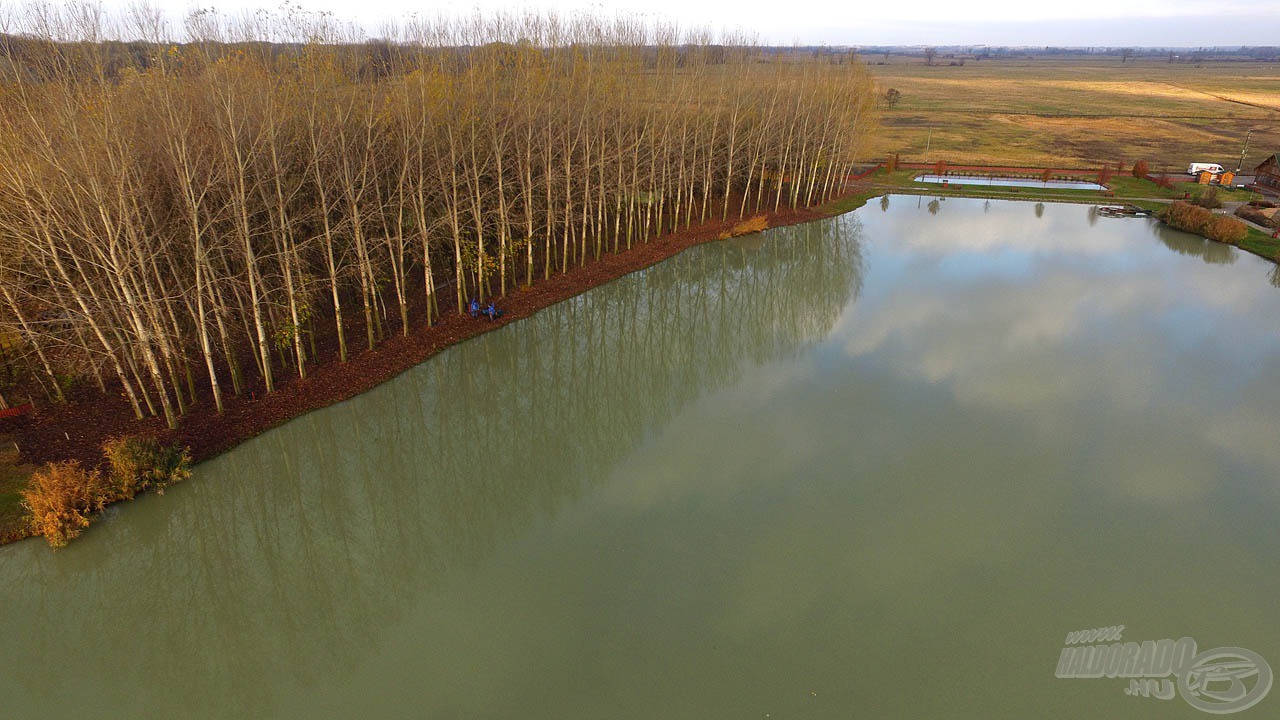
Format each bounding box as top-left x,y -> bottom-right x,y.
2,196 -> 1279,718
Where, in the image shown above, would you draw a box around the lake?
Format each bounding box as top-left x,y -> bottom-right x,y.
2,196 -> 1278,719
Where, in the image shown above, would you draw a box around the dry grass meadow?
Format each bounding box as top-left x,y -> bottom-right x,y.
867,55 -> 1280,171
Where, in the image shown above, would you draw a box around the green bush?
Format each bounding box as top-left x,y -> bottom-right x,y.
21,461 -> 113,548
103,436 -> 192,498
1192,187 -> 1223,209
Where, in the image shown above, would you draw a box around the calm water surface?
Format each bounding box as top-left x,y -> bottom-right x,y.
3,197 -> 1279,719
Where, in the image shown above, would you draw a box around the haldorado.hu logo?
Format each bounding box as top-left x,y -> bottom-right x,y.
1055,626 -> 1272,714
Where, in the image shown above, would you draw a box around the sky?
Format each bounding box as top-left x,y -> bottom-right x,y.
73,0 -> 1280,46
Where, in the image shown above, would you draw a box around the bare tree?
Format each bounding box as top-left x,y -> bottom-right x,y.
0,5 -> 877,425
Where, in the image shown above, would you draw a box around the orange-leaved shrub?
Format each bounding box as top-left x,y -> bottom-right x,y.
719,215 -> 769,240
1160,201 -> 1214,234
21,461 -> 114,548
103,435 -> 192,498
1160,202 -> 1248,245
1202,215 -> 1248,244
21,436 -> 193,548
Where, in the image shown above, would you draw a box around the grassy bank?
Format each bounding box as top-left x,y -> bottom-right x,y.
865,167 -> 1271,208
864,168 -> 1150,204
866,167 -> 1280,264
0,437 -> 35,544
1230,226 -> 1280,264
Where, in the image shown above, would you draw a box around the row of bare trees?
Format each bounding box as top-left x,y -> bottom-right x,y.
0,6 -> 876,428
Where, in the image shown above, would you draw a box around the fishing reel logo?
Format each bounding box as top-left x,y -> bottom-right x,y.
1179,647 -> 1272,714
1055,626 -> 1273,714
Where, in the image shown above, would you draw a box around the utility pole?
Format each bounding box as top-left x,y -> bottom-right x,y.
1236,129 -> 1252,173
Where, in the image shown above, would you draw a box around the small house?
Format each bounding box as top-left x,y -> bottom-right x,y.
1254,153 -> 1280,193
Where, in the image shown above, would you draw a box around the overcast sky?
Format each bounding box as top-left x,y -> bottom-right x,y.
89,0 -> 1280,46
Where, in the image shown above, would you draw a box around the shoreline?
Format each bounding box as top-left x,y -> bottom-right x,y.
1,188 -> 878,545
5,180 -> 1274,547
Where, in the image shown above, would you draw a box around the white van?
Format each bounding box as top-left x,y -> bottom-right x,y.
1187,163 -> 1225,175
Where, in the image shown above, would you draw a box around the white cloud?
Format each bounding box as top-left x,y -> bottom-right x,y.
91,0 -> 1280,45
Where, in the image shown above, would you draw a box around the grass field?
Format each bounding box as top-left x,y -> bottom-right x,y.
867,55 -> 1280,171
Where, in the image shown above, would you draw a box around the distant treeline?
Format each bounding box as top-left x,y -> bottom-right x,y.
0,6 -> 876,428
853,45 -> 1280,63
